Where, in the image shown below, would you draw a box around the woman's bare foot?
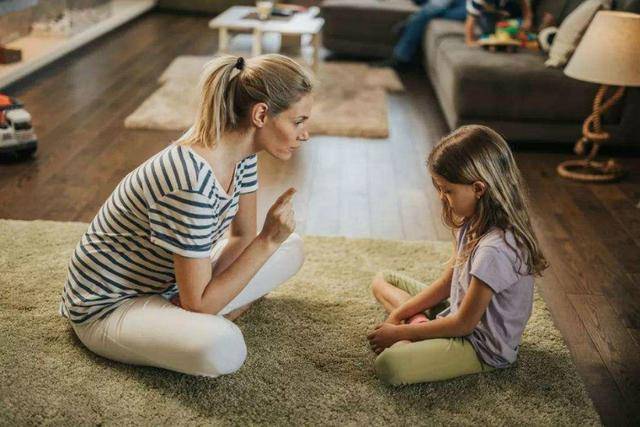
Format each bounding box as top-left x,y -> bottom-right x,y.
224,303 -> 253,321
171,294 -> 266,321
224,296 -> 267,321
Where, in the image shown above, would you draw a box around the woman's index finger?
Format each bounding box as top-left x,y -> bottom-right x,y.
275,187 -> 296,206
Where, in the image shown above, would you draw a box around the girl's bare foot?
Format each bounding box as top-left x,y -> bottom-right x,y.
407,313 -> 429,324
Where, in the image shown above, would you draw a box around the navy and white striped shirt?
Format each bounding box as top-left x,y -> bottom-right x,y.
59,144 -> 258,324
466,0 -> 513,16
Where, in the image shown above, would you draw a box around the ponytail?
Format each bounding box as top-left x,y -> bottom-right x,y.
179,54 -> 313,148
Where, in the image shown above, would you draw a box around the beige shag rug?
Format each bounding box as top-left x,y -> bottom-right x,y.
124,56 -> 404,138
0,219 -> 600,425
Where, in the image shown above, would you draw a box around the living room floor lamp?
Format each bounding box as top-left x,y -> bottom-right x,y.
558,11 -> 640,182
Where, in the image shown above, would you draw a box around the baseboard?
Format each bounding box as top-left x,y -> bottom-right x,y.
0,0 -> 156,89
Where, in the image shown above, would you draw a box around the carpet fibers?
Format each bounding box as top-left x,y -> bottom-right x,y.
124,56 -> 404,138
0,219 -> 600,425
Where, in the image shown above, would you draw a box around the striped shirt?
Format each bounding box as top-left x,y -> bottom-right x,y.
59,144 -> 258,324
466,0 -> 513,16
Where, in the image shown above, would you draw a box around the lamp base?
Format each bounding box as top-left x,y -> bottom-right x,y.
557,85 -> 626,183
557,158 -> 625,182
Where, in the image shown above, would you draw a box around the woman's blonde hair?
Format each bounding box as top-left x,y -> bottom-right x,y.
427,125 -> 548,276
179,54 -> 313,147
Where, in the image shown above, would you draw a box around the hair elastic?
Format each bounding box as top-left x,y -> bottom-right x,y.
235,57 -> 245,71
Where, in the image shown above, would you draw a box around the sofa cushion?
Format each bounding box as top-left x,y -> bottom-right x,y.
545,0 -> 612,68
424,19 -> 465,71
321,0 -> 417,55
533,0 -> 569,25
431,36 -> 606,123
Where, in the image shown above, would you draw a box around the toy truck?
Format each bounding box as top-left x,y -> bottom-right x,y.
0,94 -> 38,157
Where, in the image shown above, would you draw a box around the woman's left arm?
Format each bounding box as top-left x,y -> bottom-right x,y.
368,277 -> 495,353
211,192 -> 258,276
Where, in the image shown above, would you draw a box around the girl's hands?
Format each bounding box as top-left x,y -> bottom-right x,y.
259,188 -> 296,245
367,323 -> 406,354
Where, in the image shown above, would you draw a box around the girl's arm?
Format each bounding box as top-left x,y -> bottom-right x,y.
404,276 -> 494,339
211,192 -> 257,276
387,265 -> 453,324
368,276 -> 494,352
173,188 -> 296,315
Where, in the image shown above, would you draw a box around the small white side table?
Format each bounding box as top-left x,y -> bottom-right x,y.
208,6 -> 324,72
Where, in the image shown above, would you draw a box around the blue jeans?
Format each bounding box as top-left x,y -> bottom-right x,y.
393,0 -> 467,63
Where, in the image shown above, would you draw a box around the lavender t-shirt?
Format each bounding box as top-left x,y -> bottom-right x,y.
437,224 -> 534,368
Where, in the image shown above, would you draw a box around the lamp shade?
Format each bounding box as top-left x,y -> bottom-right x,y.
564,11 -> 640,87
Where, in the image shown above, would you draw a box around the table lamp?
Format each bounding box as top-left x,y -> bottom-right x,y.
558,11 -> 640,182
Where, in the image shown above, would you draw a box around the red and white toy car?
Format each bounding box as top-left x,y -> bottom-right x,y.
0,94 -> 38,157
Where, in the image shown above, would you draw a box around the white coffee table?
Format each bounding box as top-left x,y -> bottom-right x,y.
208,6 -> 324,71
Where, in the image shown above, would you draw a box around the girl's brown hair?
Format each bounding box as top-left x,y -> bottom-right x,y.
179,53 -> 313,147
427,125 -> 548,276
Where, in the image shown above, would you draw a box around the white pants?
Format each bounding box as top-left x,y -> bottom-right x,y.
71,234 -> 304,377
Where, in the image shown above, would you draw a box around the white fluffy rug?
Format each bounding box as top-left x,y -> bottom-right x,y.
124,56 -> 404,138
0,219 -> 600,425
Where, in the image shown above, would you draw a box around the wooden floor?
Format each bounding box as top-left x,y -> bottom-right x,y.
1,12 -> 639,425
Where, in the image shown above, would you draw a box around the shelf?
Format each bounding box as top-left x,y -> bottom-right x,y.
0,0 -> 156,89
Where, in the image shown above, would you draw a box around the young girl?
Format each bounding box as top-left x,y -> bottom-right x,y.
367,125 -> 547,385
59,54 -> 313,377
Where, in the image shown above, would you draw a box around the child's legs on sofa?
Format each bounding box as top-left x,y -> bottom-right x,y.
393,0 -> 454,62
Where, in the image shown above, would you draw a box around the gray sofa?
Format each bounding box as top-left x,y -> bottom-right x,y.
321,0 -> 640,144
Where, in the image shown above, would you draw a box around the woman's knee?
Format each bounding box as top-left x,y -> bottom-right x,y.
282,232 -> 305,275
197,318 -> 247,376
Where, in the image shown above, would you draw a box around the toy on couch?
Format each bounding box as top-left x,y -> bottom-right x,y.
0,94 -> 38,158
478,19 -> 538,52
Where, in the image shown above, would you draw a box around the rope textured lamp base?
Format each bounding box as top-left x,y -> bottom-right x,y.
557,159 -> 625,182
557,85 -> 626,183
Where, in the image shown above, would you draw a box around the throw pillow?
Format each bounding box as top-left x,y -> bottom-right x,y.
545,0 -> 612,68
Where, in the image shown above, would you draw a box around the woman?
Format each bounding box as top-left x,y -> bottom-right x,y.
59,54 -> 314,377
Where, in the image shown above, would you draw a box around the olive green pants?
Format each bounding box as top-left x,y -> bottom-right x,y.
374,271 -> 495,385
